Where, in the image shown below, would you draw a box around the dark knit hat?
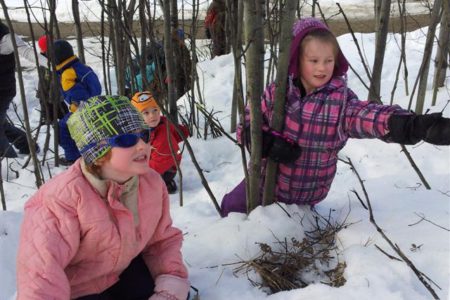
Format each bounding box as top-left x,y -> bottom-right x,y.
53,39 -> 74,65
67,95 -> 148,164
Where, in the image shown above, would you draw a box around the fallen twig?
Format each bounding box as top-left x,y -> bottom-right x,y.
346,156 -> 441,299
408,213 -> 450,232
374,244 -> 402,261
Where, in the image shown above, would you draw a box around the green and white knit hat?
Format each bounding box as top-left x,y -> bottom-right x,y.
68,95 -> 148,164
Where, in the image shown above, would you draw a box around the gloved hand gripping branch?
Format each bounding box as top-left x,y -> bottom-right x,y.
263,129 -> 302,164
242,126 -> 302,163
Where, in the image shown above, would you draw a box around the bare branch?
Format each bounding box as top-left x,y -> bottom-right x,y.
347,157 -> 441,299
408,212 -> 450,232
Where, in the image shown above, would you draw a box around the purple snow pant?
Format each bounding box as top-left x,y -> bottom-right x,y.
221,179 -> 263,217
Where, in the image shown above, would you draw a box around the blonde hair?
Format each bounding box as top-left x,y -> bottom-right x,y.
84,151 -> 112,177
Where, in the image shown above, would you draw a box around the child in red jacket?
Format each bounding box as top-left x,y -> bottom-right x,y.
131,91 -> 189,193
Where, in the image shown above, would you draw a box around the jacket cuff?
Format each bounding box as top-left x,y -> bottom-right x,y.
154,274 -> 190,300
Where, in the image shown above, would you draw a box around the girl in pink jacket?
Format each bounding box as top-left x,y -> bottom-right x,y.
16,95 -> 189,300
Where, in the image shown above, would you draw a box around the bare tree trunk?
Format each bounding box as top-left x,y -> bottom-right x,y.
262,0 -> 296,207
0,1 -> 43,187
390,0 -> 409,105
72,0 -> 85,63
100,0 -> 111,94
415,0 -> 442,114
431,0 -> 449,106
108,0 -> 135,95
162,0 -> 178,122
137,0 -> 149,90
109,0 -> 123,94
0,159 -> 5,210
374,0 -> 382,37
170,0 -> 178,30
48,0 -> 61,39
368,0 -> 391,103
243,0 -> 265,214
44,1 -> 63,166
22,0 -> 49,176
265,0 -> 281,86
398,0 -> 409,96
188,0 -> 200,132
229,0 -> 243,133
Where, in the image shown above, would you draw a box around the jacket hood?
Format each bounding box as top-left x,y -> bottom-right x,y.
288,18 -> 349,80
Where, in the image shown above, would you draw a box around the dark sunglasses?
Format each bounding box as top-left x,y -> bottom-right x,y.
80,129 -> 152,154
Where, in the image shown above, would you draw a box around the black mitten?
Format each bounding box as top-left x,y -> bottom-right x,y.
388,113 -> 443,145
267,131 -> 302,164
243,127 -> 277,157
244,127 -> 301,162
261,130 -> 275,158
424,117 -> 450,145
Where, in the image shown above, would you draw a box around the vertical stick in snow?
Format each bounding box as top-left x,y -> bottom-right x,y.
262,0 -> 297,206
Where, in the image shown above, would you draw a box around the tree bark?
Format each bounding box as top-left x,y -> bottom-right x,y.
229,0 -> 243,133
368,0 -> 391,103
162,0 -> 178,122
431,0 -> 448,106
415,0 -> 442,114
72,0 -> 85,63
0,1 -> 43,188
262,0 -> 296,206
243,0 -> 265,214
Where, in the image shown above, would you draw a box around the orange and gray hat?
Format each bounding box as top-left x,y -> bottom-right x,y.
131,91 -> 159,112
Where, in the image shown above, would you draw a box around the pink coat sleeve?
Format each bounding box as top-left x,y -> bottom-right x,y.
343,88 -> 410,139
141,188 -> 188,280
16,192 -> 80,299
237,83 -> 274,146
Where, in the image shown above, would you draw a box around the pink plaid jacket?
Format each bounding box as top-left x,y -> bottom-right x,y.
238,77 -> 408,205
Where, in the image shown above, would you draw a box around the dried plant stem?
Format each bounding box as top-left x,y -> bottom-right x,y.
345,156 -> 441,299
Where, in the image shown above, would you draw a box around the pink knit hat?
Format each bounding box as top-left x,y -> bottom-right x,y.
288,18 -> 349,79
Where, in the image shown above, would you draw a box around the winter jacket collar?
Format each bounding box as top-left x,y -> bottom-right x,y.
56,55 -> 78,71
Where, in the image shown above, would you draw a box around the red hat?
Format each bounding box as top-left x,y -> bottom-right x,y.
38,35 -> 48,54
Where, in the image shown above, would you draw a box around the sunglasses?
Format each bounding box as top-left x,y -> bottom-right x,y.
132,92 -> 153,103
80,129 -> 152,154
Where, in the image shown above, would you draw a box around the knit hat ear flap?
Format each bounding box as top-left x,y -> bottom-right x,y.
67,95 -> 148,164
53,39 -> 74,65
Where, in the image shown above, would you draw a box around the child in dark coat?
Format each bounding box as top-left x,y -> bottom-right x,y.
220,18 -> 450,217
36,35 -> 68,125
131,91 -> 190,193
53,39 -> 102,165
0,21 -> 47,157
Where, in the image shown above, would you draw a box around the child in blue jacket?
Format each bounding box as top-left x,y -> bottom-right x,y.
53,40 -> 101,165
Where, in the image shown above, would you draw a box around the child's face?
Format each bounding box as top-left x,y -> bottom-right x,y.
141,107 -> 161,128
299,39 -> 336,94
100,135 -> 151,183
